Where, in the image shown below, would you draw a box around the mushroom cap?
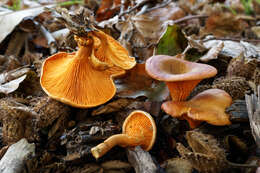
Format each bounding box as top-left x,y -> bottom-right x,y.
145,55 -> 217,82
162,89 -> 232,127
40,52 -> 125,108
90,30 -> 136,70
122,110 -> 156,151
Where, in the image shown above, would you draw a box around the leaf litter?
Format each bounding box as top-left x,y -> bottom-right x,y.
0,0 -> 260,173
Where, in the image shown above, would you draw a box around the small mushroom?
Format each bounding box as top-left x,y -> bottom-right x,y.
91,110 -> 156,159
40,30 -> 136,108
162,89 -> 232,128
145,55 -> 217,101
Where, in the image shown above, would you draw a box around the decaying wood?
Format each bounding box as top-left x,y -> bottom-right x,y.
246,86 -> 260,148
61,120 -> 120,162
176,131 -> 227,173
177,131 -> 258,173
227,100 -> 249,122
127,146 -> 158,173
0,138 -> 35,173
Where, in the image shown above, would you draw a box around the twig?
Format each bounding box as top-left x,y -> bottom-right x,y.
120,0 -> 125,16
143,0 -> 172,14
118,0 -> 150,17
39,24 -> 57,54
203,37 -> 260,43
167,14 -> 209,25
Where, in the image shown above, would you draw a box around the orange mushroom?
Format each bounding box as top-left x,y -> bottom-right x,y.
145,55 -> 217,101
162,89 -> 232,128
40,30 -> 136,108
91,110 -> 157,159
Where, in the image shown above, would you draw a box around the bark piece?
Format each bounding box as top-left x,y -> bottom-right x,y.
246,86 -> 260,148
227,100 -> 249,122
127,146 -> 158,173
0,138 -> 35,173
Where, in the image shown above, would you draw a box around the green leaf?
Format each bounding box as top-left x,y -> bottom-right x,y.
156,25 -> 187,56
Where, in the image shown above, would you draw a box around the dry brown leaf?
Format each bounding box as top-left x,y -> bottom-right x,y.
0,97 -> 38,144
0,5 -> 54,43
201,12 -> 248,37
203,40 -> 260,59
117,2 -> 185,60
116,64 -> 169,101
200,41 -> 223,62
131,2 -> 185,46
224,0 -> 245,13
96,0 -> 121,22
177,131 -> 227,173
101,160 -> 131,170
91,98 -> 133,116
0,67 -> 30,94
162,158 -> 193,173
179,0 -> 209,14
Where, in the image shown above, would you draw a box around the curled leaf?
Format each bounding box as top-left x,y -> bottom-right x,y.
0,67 -> 30,94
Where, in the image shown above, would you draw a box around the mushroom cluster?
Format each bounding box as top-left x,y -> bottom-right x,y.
40,28 -> 232,160
145,55 -> 232,128
40,30 -> 136,108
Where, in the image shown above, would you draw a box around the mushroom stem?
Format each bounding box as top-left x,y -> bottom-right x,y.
183,115 -> 202,129
75,45 -> 92,60
166,79 -> 201,101
91,134 -> 142,159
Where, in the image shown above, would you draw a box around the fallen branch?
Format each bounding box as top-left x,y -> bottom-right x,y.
203,37 -> 260,43
246,86 -> 260,148
118,0 -> 150,17
0,138 -> 35,173
127,146 -> 158,173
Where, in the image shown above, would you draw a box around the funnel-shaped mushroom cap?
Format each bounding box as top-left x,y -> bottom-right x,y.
40,30 -> 136,108
41,52 -> 125,108
145,55 -> 217,82
122,110 -> 157,151
162,89 -> 232,128
145,55 -> 217,101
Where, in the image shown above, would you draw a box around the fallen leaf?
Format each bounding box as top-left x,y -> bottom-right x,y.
0,5 -> 54,43
116,2 -> 185,60
251,26 -> 260,38
178,0 -> 209,14
0,75 -> 27,94
0,67 -> 30,94
225,0 -> 245,13
132,2 -> 185,46
96,0 -> 121,22
162,158 -> 193,173
101,160 -> 131,170
240,41 -> 260,59
91,98 -> 133,116
116,64 -> 169,101
200,41 -> 224,62
157,24 -> 187,56
204,39 -> 260,59
201,12 -> 247,37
